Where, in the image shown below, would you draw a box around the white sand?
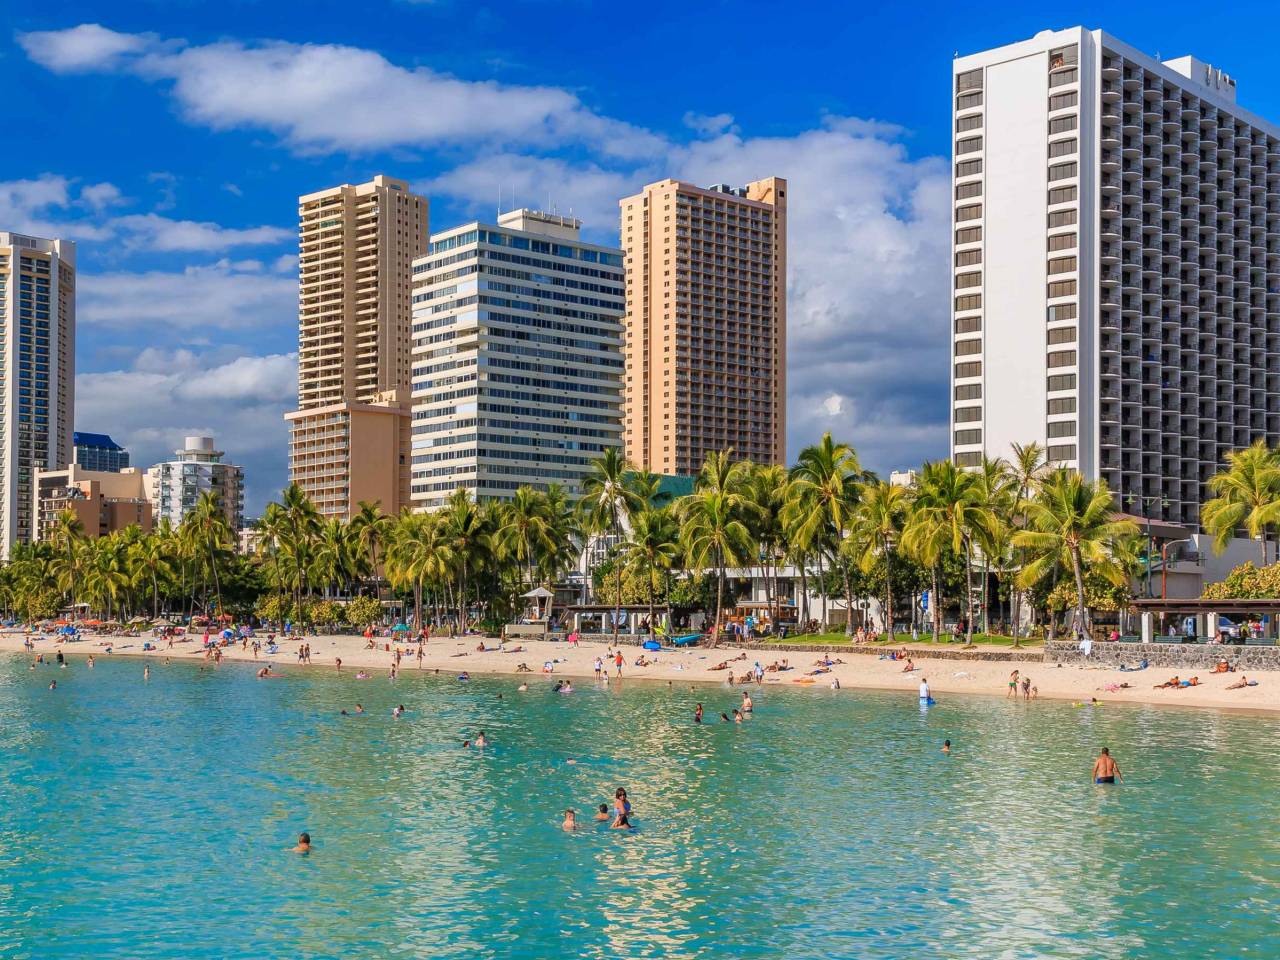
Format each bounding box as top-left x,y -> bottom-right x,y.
3,629 -> 1275,713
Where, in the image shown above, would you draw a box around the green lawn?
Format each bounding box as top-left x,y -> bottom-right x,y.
760,631 -> 1038,649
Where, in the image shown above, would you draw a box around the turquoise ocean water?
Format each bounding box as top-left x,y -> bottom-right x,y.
1,653 -> 1277,959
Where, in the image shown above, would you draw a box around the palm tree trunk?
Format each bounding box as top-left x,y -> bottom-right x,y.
611,516 -> 622,647
647,568 -> 656,642
816,552 -> 827,628
841,560 -> 855,637
963,539 -> 975,646
931,566 -> 941,641
884,539 -> 894,643
1071,546 -> 1089,638
713,563 -> 725,649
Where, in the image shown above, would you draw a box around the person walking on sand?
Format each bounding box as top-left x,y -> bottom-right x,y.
614,651 -> 624,678
1007,670 -> 1020,698
1091,747 -> 1123,784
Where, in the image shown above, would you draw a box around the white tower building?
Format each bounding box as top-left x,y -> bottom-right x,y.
0,232 -> 75,556
409,209 -> 625,508
950,28 -> 1280,529
145,435 -> 245,531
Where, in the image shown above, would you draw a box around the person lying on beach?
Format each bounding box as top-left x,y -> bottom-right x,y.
1154,676 -> 1180,688
709,662 -> 730,671
1179,677 -> 1200,687
731,653 -> 748,662
291,832 -> 312,854
806,667 -> 831,675
1225,676 -> 1251,689
1210,660 -> 1234,674
634,656 -> 651,667
813,657 -> 845,667
450,652 -> 469,658
506,645 -> 525,653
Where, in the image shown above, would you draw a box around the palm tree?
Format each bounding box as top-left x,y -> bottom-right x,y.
787,433 -> 862,635
1013,469 -> 1138,637
50,508 -> 85,620
679,488 -> 754,646
129,534 -> 175,620
278,483 -> 321,621
619,508 -> 680,641
1006,442 -> 1047,635
1201,439 -> 1280,564
442,488 -> 491,631
745,463 -> 789,629
496,486 -> 556,590
314,517 -> 357,597
387,509 -> 453,630
579,449 -> 642,644
972,457 -> 1016,634
847,480 -> 908,641
188,491 -> 233,616
349,500 -> 391,601
903,459 -> 995,646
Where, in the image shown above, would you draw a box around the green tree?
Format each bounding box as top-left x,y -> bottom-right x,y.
847,480 -> 909,639
619,508 -> 680,640
579,448 -> 642,644
1201,439 -> 1280,564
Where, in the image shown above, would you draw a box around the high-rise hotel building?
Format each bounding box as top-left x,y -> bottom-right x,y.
620,178 -> 787,475
951,28 -> 1280,527
285,175 -> 427,518
409,209 -> 625,509
0,232 -> 75,556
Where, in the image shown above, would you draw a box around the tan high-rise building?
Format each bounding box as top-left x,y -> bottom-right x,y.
0,232 -> 75,557
287,175 -> 427,517
619,178 -> 787,475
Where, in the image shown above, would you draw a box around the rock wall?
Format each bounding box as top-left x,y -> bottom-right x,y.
1043,640 -> 1280,670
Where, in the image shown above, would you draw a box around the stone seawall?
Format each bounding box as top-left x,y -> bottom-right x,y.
1043,640 -> 1280,670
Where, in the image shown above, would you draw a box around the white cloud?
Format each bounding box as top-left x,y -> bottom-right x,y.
18,23 -> 157,72
79,181 -> 124,211
76,351 -> 298,514
20,26 -> 664,158
422,155 -> 635,236
682,111 -> 737,137
80,259 -> 296,331
109,213 -> 291,252
822,394 -> 844,417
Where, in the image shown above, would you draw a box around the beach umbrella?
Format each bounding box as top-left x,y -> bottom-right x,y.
392,623 -> 410,632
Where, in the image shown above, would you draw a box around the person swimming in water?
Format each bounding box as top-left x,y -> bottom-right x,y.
392,705 -> 404,718
474,731 -> 488,748
291,832 -> 312,854
594,804 -> 611,822
354,704 -> 364,714
144,665 -> 150,680
942,739 -> 951,754
561,809 -> 577,831
48,680 -> 57,690
517,682 -> 528,691
613,788 -> 631,820
694,702 -> 703,723
1091,747 -> 1123,784
741,691 -> 753,713
732,709 -> 744,723
611,811 -> 633,830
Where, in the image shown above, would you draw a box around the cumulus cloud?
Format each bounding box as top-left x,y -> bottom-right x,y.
79,259 -> 296,331
109,213 -> 291,252
20,25 -> 664,158
76,351 -> 298,514
682,111 -> 737,137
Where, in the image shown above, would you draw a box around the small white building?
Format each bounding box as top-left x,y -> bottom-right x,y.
145,435 -> 245,531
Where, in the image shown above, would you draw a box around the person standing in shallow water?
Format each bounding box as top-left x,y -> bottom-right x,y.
1092,747 -> 1123,784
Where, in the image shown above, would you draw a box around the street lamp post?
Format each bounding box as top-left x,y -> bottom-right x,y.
1127,495 -> 1169,598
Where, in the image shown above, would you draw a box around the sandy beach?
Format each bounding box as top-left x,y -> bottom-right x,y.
3,628 -> 1277,714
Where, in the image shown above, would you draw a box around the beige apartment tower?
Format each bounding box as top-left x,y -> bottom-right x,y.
287,175 -> 427,517
620,178 -> 787,475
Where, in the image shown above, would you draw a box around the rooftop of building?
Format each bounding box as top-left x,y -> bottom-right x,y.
73,432 -> 126,451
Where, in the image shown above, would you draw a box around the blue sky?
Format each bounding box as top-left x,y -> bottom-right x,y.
3,1 -> 1277,515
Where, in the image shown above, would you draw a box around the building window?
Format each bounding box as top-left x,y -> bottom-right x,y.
1047,349 -> 1077,368
1047,374 -> 1076,391
1048,209 -> 1077,227
956,204 -> 982,222
1047,279 -> 1077,298
955,338 -> 982,356
956,137 -> 983,155
1048,326 -> 1077,345
1047,420 -> 1077,438
1048,162 -> 1077,182
1048,303 -> 1077,322
1049,138 -> 1078,158
1049,67 -> 1078,87
955,271 -> 982,289
954,294 -> 982,311
1047,444 -> 1077,461
954,451 -> 982,466
955,181 -> 982,200
954,429 -> 982,445
1048,232 -> 1077,251
954,406 -> 982,423
955,315 -> 982,334
956,69 -> 983,92
956,114 -> 983,133
955,249 -> 982,267
1047,256 -> 1076,274
1047,186 -> 1077,205
955,361 -> 982,378
1048,91 -> 1078,111
955,226 -> 982,245
956,91 -> 983,110
955,159 -> 983,178
1049,115 -> 1078,134
955,383 -> 982,400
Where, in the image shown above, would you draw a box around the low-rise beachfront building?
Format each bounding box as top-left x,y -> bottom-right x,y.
144,435 -> 245,531
34,464 -> 151,541
408,209 -> 625,509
